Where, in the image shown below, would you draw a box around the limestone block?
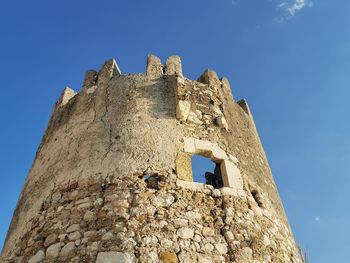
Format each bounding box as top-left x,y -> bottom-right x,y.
202,243 -> 214,252
220,187 -> 238,197
102,232 -> 113,241
143,236 -> 159,246
223,230 -> 234,242
159,252 -> 178,263
86,85 -> 97,94
220,160 -> 243,190
28,250 -> 45,263
97,58 -> 121,86
211,105 -> 223,115
151,193 -> 175,207
176,227 -> 194,239
183,137 -> 195,153
194,139 -> 213,156
212,189 -> 221,197
44,233 -> 57,247
187,112 -> 203,125
146,54 -> 163,78
210,143 -> 228,161
165,55 -> 182,77
214,243 -> 228,254
60,242 -> 76,257
202,227 -> 215,237
173,218 -> 188,228
83,210 -> 96,221
176,180 -> 204,191
177,252 -> 197,263
216,115 -> 229,130
176,100 -> 191,121
68,231 -> 81,241
175,152 -> 193,181
66,224 -> 80,233
197,69 -> 219,85
139,249 -> 158,263
96,252 -> 137,263
237,247 -> 253,261
46,242 -> 61,258
57,87 -> 76,107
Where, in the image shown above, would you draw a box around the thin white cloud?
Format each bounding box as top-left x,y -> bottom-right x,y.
315,217 -> 321,222
277,0 -> 313,18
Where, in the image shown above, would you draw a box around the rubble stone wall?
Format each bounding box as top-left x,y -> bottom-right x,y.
4,175 -> 300,263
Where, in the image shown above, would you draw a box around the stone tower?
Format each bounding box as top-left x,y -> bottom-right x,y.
1,55 -> 302,263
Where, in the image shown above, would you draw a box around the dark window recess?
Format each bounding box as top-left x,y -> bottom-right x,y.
191,155 -> 223,189
141,170 -> 159,189
251,190 -> 264,208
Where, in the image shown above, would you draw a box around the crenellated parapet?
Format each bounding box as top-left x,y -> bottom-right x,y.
146,54 -> 182,79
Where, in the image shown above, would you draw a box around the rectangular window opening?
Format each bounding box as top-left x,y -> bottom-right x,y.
191,155 -> 223,189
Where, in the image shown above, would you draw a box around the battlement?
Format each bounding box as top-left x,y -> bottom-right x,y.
56,55 -> 239,118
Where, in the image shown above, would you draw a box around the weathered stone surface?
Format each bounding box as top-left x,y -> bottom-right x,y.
173,218 -> 188,228
66,224 -> 80,233
165,55 -> 182,76
68,231 -> 81,241
143,236 -> 158,246
197,69 -> 219,85
216,115 -> 228,130
83,210 -> 96,221
60,242 -> 76,257
237,247 -> 253,260
151,193 -> 175,207
176,100 -> 191,121
147,54 -> 163,78
177,251 -> 197,262
176,227 -> 194,239
202,227 -> 215,237
46,242 -> 61,258
86,85 -> 97,94
96,252 -> 137,263
159,252 -> 178,263
220,160 -> 243,189
57,87 -> 76,107
187,111 -> 203,125
44,233 -> 57,247
97,58 -> 121,86
214,243 -> 228,254
175,153 -> 193,182
82,70 -> 97,89
28,250 -> 45,263
139,249 -> 158,263
102,232 -> 113,241
183,137 -> 195,153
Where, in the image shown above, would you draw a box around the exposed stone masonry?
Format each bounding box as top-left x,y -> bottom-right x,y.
1,54 -> 302,263
6,174 -> 300,263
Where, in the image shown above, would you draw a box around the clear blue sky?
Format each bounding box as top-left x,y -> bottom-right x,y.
1,1 -> 349,262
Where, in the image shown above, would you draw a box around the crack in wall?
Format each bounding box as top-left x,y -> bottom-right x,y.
73,95 -> 98,162
100,82 -> 113,164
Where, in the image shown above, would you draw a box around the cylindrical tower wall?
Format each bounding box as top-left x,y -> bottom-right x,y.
1,56 -> 302,263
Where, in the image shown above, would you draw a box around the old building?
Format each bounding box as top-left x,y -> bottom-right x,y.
1,55 -> 302,262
